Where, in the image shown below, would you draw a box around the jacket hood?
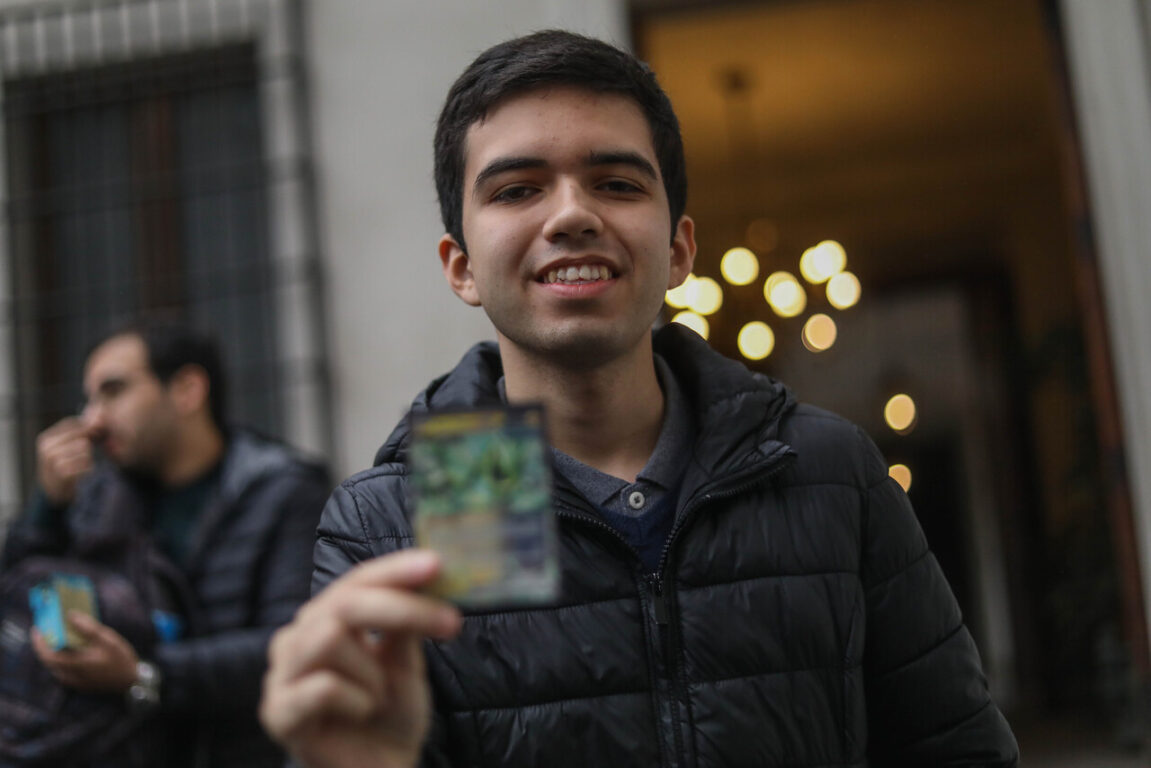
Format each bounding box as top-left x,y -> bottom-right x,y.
372,324 -> 795,471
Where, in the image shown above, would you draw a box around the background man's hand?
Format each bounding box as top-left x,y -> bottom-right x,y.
260,549 -> 462,768
31,612 -> 140,692
36,417 -> 94,506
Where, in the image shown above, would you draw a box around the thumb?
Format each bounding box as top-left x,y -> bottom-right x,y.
66,610 -> 104,640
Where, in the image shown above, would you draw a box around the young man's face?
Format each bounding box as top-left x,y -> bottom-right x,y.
81,334 -> 179,475
440,86 -> 695,369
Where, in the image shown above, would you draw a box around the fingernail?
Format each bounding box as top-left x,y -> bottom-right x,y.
410,549 -> 440,569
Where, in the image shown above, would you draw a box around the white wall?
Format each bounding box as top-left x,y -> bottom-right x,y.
1060,0 -> 1151,666
304,0 -> 628,478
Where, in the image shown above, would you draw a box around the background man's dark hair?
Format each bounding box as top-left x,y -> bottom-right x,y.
434,29 -> 687,251
94,319 -> 228,432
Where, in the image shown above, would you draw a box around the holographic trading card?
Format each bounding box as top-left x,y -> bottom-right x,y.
408,405 -> 560,608
29,573 -> 98,651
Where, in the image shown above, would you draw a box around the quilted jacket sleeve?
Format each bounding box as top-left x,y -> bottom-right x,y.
857,427 -> 1018,767
311,480 -> 386,596
154,466 -> 330,716
306,470 -> 458,768
0,493 -> 71,568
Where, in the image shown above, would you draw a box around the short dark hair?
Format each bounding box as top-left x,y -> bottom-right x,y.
94,319 -> 228,431
434,30 -> 687,250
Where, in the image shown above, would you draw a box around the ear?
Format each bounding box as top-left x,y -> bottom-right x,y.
439,233 -> 482,307
667,215 -> 697,290
167,365 -> 210,418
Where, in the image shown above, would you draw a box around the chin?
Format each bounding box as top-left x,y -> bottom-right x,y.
539,331 -> 642,369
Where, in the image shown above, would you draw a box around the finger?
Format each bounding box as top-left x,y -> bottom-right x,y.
53,455 -> 93,482
267,620 -> 386,700
332,587 -> 461,640
378,632 -> 427,702
340,548 -> 447,588
38,420 -> 90,453
66,611 -> 107,642
30,628 -> 56,662
261,669 -> 378,740
49,439 -> 93,465
31,629 -> 96,675
40,417 -> 86,440
44,665 -> 87,689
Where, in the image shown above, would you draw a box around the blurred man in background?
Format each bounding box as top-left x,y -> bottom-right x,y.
1,320 -> 329,767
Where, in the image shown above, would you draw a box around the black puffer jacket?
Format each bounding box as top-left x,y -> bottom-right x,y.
313,325 -> 1018,767
3,430 -> 330,768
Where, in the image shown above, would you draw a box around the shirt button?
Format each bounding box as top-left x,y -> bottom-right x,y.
628,491 -> 646,509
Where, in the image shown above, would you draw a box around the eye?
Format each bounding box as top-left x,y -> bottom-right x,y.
491,185 -> 538,204
102,381 -> 128,399
599,179 -> 644,195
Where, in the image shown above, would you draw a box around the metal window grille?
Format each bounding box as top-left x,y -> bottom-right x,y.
0,0 -> 331,534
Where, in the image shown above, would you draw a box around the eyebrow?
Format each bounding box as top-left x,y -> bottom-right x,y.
472,157 -> 547,192
587,151 -> 658,181
472,150 -> 659,194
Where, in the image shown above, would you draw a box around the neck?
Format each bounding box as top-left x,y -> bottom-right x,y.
500,338 -> 664,483
160,418 -> 226,488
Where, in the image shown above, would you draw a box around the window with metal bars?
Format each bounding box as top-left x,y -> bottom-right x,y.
0,0 -> 329,537
3,43 -> 296,520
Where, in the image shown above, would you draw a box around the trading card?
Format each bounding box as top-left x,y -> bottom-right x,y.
408,404 -> 560,608
29,573 -> 98,651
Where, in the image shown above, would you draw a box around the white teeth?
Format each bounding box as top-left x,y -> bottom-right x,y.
544,265 -> 614,284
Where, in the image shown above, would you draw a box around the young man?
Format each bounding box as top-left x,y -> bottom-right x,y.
260,31 -> 1018,768
2,322 -> 330,768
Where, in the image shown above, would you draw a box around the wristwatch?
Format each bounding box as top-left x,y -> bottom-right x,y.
126,660 -> 161,713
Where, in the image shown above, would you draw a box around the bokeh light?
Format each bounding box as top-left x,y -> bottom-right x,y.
889,464 -> 912,492
827,271 -> 861,310
799,240 -> 847,284
685,276 -> 723,315
802,313 -> 838,352
738,321 -> 775,360
720,247 -> 759,286
764,271 -> 807,318
884,394 -> 917,434
665,273 -> 697,309
672,310 -> 709,340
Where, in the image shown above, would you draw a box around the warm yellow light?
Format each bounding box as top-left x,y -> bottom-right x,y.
827,271 -> 861,310
802,313 -> 837,352
884,394 -> 917,434
672,310 -> 709,340
738,321 -> 775,361
720,247 -> 759,286
799,240 -> 847,284
665,273 -> 697,309
889,464 -> 912,492
764,271 -> 806,318
685,276 -> 723,315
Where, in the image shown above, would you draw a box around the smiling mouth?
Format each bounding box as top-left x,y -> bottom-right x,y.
541,265 -> 614,284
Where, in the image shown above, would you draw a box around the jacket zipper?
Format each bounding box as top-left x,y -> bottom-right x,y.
648,573 -> 669,625
553,446 -> 795,768
646,447 -> 796,768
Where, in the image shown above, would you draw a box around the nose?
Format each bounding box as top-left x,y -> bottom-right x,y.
542,180 -> 603,242
81,400 -> 105,432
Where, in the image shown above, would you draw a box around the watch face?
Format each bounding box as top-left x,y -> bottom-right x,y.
127,662 -> 161,712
